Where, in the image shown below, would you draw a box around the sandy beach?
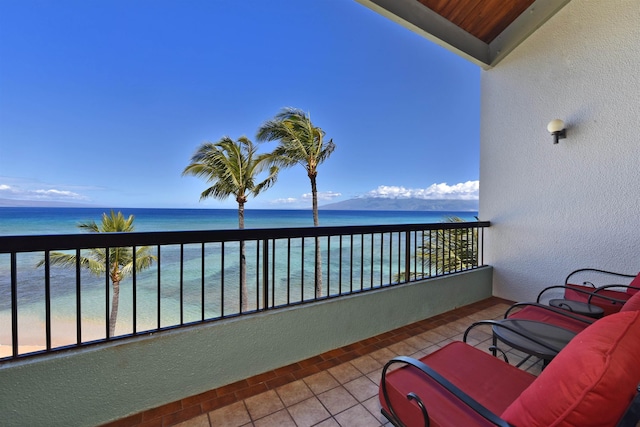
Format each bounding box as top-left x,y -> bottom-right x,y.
0,313 -> 110,358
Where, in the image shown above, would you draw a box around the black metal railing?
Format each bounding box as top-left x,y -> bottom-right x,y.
0,221 -> 489,361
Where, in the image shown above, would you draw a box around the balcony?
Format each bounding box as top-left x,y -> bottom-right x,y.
0,221 -> 494,426
103,297 -> 527,427
1,0 -> 636,425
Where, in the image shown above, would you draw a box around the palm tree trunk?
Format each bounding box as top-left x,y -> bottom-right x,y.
109,280 -> 120,337
238,200 -> 248,312
311,176 -> 319,227
310,174 -> 323,298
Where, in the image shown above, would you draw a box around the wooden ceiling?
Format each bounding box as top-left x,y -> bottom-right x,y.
356,0 -> 572,68
417,0 -> 536,43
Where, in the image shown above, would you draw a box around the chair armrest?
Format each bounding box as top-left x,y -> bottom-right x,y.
593,284 -> 640,294
537,285 -> 593,303
564,268 -> 636,286
536,285 -> 628,305
380,355 -> 513,427
464,318 -> 571,353
504,302 -> 595,324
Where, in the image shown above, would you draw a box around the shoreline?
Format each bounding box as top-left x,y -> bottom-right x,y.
0,344 -> 45,359
0,314 -> 109,358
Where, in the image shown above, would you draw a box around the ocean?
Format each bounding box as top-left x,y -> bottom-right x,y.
1,207 -> 478,352
0,207 -> 478,235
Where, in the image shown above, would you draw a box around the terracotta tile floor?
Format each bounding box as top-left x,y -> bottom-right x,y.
105,297 -> 543,427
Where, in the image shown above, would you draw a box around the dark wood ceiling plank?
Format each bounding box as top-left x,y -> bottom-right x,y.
417,0 -> 535,43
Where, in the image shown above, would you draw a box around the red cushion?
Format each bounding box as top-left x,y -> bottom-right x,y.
502,310 -> 640,427
507,305 -> 593,333
627,273 -> 640,294
380,341 -> 536,427
621,288 -> 640,312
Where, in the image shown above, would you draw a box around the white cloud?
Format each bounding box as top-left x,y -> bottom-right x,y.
366,181 -> 479,200
0,182 -> 89,202
302,191 -> 342,201
33,189 -> 85,198
0,184 -> 20,197
269,198 -> 299,205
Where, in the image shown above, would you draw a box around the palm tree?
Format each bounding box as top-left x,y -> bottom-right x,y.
256,107 -> 336,298
418,216 -> 479,275
182,136 -> 278,311
37,210 -> 156,338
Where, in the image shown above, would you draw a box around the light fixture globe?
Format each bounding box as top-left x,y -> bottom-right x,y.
547,119 -> 567,144
547,119 -> 565,133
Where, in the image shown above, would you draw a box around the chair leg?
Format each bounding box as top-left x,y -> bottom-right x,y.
491,334 -> 497,357
515,354 -> 532,368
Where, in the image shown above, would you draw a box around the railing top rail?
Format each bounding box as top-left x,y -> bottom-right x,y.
0,221 -> 489,253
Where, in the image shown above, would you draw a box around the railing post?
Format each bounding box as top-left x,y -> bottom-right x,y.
45,251 -> 51,350
132,247 -> 137,333
105,248 -> 110,339
180,244 -> 184,325
75,249 -> 82,345
262,239 -> 269,310
11,252 -> 18,358
157,245 -> 162,329
405,230 -> 411,282
480,226 -> 485,267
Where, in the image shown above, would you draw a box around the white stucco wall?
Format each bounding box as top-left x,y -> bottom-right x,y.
480,0 -> 640,301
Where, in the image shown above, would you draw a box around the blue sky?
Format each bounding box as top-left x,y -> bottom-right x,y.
0,0 -> 480,209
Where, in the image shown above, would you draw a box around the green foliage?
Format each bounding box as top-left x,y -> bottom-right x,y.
395,216 -> 479,282
418,216 -> 479,274
182,136 -> 278,228
37,210 -> 156,337
183,136 -> 278,311
256,107 -> 335,180
256,107 -> 336,297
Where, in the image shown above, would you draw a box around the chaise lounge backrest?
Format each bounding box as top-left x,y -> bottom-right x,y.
620,288 -> 640,312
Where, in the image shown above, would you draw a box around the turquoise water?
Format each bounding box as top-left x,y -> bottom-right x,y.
0,208 -> 477,348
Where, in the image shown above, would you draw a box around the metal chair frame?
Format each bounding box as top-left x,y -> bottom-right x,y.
380,353 -> 640,427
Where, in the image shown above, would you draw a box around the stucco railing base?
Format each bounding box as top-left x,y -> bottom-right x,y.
0,266 -> 492,427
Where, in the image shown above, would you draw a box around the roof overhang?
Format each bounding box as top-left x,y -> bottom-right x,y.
355,0 -> 572,69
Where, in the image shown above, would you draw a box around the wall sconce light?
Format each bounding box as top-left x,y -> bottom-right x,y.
547,119 -> 567,144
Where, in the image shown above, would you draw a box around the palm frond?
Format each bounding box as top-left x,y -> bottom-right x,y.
184,135 -> 280,205
256,107 -> 334,174
417,217 -> 479,274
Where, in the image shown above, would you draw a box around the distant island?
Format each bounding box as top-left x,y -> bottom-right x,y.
320,197 -> 478,211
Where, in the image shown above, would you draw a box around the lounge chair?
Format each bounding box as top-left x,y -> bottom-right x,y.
502,302 -> 595,333
379,310 -> 640,427
497,270 -> 640,333
537,269 -> 640,316
453,285 -> 640,371
500,286 -> 640,336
